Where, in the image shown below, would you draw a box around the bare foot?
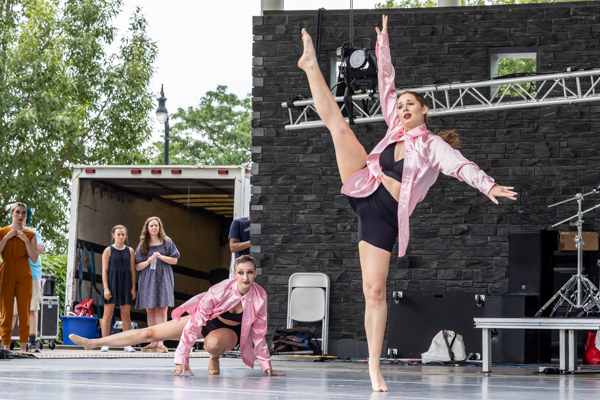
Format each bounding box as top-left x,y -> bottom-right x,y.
369,364 -> 389,392
69,334 -> 95,351
208,356 -> 220,375
298,28 -> 318,71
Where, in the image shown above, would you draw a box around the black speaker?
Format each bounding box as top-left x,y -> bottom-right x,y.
508,230 -> 557,298
386,290 -> 486,358
484,296 -> 551,363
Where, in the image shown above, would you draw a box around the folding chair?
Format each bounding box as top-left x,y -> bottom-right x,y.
286,273 -> 330,355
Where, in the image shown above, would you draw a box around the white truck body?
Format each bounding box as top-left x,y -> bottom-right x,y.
65,165 -> 251,317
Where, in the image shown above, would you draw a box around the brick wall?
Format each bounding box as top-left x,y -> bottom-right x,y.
251,2 -> 600,356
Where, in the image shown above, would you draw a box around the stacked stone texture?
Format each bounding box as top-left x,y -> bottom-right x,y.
251,3 -> 600,343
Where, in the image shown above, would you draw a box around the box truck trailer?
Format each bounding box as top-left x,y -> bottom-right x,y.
65,165 -> 251,325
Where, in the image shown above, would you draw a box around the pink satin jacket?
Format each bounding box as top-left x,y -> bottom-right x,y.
341,34 -> 496,257
172,279 -> 272,371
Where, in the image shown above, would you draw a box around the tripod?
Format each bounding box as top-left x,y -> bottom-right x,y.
536,188 -> 600,317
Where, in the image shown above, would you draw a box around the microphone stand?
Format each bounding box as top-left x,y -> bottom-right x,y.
536,187 -> 600,317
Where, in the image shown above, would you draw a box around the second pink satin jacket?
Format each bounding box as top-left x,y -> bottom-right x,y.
341,34 -> 496,257
172,279 -> 271,371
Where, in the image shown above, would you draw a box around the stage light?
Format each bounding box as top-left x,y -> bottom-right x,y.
336,44 -> 378,92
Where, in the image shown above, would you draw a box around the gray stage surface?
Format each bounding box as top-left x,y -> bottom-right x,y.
1,355 -> 599,399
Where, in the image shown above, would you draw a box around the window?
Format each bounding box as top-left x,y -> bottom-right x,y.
489,48 -> 538,99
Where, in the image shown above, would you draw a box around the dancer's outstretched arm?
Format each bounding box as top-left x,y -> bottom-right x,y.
298,28 -> 367,183
70,317 -> 190,350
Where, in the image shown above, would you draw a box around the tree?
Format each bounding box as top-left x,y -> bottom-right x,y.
376,0 -> 586,8
152,85 -> 252,167
0,0 -> 157,250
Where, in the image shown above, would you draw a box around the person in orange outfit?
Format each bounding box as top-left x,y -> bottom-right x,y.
0,202 -> 39,352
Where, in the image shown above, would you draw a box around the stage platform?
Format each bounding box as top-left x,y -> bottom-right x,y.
1,351 -> 599,399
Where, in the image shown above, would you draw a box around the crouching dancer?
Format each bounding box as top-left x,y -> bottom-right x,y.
70,255 -> 284,377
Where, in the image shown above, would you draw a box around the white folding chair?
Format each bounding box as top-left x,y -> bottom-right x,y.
286,273 -> 330,355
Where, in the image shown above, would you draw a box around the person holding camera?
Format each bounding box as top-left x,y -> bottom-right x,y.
297,15 -> 517,392
134,216 -> 180,353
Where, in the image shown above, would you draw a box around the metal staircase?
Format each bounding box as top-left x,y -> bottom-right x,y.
282,68 -> 600,130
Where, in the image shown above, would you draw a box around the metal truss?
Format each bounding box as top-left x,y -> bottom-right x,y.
282,68 -> 600,130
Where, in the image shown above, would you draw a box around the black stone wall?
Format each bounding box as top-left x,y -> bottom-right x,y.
251,2 -> 600,357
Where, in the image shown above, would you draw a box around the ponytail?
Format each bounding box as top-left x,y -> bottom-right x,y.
436,130 -> 461,149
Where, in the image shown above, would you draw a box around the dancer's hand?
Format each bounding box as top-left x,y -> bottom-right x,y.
171,364 -> 194,376
375,15 -> 388,35
3,229 -> 18,241
487,185 -> 518,205
104,289 -> 112,301
131,289 -> 136,300
15,230 -> 30,243
265,369 -> 285,377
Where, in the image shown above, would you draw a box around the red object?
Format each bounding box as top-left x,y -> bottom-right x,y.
171,169 -> 182,174
131,169 -> 142,174
85,169 -> 95,173
151,169 -> 161,174
74,298 -> 94,317
584,331 -> 600,364
218,170 -> 229,175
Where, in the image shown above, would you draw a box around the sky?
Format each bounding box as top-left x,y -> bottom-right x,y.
113,1 -> 380,140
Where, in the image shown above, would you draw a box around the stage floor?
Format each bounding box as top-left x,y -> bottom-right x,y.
0,355 -> 599,399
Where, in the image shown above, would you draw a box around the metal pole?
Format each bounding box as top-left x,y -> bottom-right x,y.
576,196 -> 583,307
164,117 -> 170,165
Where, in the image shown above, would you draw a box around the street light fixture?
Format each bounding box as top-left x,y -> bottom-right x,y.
155,84 -> 170,165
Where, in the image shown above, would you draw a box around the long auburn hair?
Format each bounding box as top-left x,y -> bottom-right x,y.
398,90 -> 461,149
138,216 -> 168,256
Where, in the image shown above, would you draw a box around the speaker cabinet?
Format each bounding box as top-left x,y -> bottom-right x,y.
39,296 -> 59,338
508,230 -> 557,299
386,290 -> 486,358
484,296 -> 551,363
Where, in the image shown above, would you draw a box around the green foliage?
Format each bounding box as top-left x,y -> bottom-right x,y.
375,0 -> 587,8
496,57 -> 537,98
0,0 -> 157,251
41,254 -> 68,344
152,85 -> 252,167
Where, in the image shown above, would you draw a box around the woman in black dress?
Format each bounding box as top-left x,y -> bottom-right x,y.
100,224 -> 136,352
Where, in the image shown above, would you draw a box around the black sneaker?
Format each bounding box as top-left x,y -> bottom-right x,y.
26,342 -> 41,353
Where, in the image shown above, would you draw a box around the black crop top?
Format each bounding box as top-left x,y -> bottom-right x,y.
220,310 -> 243,323
380,143 -> 404,182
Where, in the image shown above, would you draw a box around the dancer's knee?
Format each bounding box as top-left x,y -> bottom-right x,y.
364,281 -> 386,303
141,327 -> 155,341
204,336 -> 225,354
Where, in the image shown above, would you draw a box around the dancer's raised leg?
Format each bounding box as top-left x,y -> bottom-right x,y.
70,316 -> 190,350
298,28 -> 368,183
359,241 -> 391,392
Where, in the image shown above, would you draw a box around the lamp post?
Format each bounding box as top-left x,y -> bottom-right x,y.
155,84 -> 169,165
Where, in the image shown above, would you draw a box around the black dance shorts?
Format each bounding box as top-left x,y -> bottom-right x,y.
201,317 -> 241,346
346,184 -> 399,253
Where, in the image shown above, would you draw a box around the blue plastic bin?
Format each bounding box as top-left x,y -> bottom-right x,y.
61,316 -> 99,345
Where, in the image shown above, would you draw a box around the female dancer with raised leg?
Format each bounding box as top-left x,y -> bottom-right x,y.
71,255 -> 284,377
297,15 -> 517,392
